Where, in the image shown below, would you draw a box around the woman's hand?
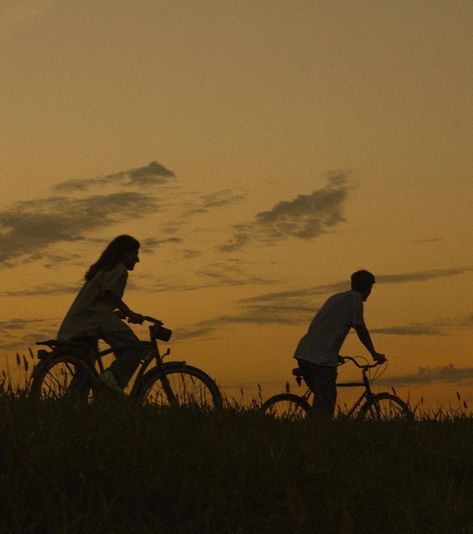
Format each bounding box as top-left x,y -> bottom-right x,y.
127,312 -> 144,324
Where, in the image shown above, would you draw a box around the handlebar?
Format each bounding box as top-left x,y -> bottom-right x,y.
338,356 -> 386,370
142,315 -> 163,325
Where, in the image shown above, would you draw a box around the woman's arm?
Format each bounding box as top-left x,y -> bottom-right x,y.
103,290 -> 143,324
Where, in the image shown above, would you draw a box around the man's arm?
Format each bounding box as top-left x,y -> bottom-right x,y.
353,324 -> 386,363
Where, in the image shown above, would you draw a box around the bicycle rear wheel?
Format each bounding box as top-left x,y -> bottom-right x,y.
261,393 -> 311,421
358,393 -> 412,421
137,364 -> 222,409
29,352 -> 95,402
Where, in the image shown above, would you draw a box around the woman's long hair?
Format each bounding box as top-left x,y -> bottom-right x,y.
85,235 -> 140,281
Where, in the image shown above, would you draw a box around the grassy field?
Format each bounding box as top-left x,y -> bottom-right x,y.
1,385 -> 473,534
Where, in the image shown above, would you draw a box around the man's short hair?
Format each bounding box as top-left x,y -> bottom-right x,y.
351,270 -> 375,292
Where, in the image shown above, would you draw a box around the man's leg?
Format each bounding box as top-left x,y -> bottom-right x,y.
297,359 -> 337,419
311,365 -> 337,419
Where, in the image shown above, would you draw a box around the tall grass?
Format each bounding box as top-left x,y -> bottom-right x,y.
1,381 -> 473,533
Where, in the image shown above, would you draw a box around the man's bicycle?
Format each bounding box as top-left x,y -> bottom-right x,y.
29,316 -> 223,409
261,356 -> 412,421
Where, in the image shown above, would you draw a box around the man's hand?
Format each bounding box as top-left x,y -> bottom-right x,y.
372,352 -> 387,364
127,312 -> 144,324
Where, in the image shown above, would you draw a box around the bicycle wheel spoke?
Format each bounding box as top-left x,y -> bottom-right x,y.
361,394 -> 411,421
31,354 -> 93,402
262,394 -> 311,421
140,367 -> 221,409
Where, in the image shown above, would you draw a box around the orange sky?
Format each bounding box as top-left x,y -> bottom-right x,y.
1,1 -> 472,407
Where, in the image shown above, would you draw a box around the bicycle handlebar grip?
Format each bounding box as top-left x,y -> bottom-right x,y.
142,315 -> 163,325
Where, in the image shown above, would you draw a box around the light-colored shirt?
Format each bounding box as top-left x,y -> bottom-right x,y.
57,263 -> 128,340
294,290 -> 364,366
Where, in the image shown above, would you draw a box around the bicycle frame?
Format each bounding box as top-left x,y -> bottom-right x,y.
295,356 -> 380,417
36,317 -> 184,402
93,327 -> 184,400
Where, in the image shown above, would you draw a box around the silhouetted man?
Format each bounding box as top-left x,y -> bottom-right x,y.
294,270 -> 386,419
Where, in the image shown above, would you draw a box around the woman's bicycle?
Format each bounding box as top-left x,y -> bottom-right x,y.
261,356 -> 412,421
29,316 -> 223,409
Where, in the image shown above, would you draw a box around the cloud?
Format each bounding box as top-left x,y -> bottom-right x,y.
175,301 -> 315,341
412,238 -> 445,244
175,266 -> 473,341
0,317 -> 57,350
0,1 -> 55,38
376,267 -> 473,285
143,265 -> 276,295
371,325 -> 445,336
141,237 -> 183,253
185,189 -> 246,216
241,266 -> 473,306
0,318 -> 44,332
53,161 -> 175,192
219,171 -> 352,252
0,283 -> 78,298
376,365 -> 473,386
0,192 -> 158,265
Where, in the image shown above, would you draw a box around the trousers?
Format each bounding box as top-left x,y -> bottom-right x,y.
101,325 -> 143,389
296,358 -> 338,419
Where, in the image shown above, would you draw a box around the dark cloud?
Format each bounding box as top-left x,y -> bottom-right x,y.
186,189 -> 246,216
371,325 -> 445,336
0,318 -> 44,332
179,249 -> 203,260
142,264 -> 275,295
175,269 -> 473,341
376,267 -> 473,285
0,192 -> 158,265
241,266 -> 473,306
376,365 -> 473,386
412,238 -> 445,244
53,161 -> 175,192
195,261 -> 277,287
0,283 -> 78,298
141,237 -> 183,253
219,171 -> 352,252
0,318 -> 57,350
175,301 -> 315,341
42,253 -> 83,269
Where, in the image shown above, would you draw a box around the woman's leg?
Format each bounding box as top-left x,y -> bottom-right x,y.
102,326 -> 143,389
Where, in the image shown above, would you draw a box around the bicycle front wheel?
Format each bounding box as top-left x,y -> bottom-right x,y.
359,393 -> 412,421
261,393 -> 311,421
29,352 -> 95,402
138,364 -> 222,409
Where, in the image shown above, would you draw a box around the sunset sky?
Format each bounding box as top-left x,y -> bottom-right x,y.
1,1 -> 472,407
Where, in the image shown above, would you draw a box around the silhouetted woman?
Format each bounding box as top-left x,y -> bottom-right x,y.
58,235 -> 144,390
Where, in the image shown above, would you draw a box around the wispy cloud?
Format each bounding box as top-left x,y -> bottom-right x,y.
0,0 -> 55,37
141,237 -> 183,253
0,283 -> 78,298
176,302 -> 315,341
241,266 -> 473,306
371,325 -> 445,336
411,238 -> 445,244
377,365 -> 473,386
0,192 -> 158,265
142,261 -> 277,294
376,267 -> 473,285
0,317 -> 57,350
53,161 -> 175,192
219,171 -> 352,252
185,189 -> 246,216
175,267 -> 473,340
